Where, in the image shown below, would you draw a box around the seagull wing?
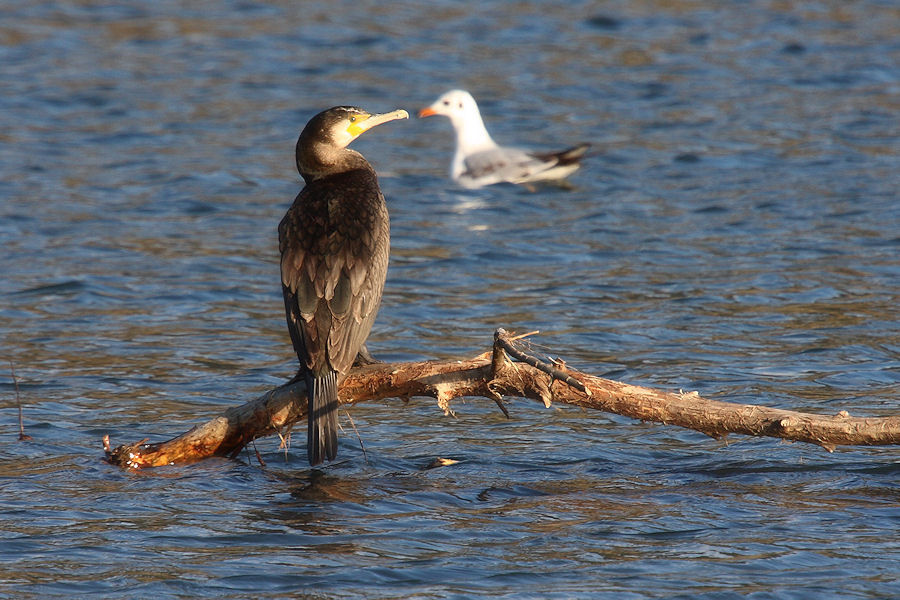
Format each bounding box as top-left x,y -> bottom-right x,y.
460,146 -> 554,186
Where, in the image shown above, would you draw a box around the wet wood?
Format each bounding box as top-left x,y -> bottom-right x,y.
105,329 -> 900,468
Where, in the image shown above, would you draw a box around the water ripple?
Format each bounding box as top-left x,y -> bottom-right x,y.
1,0 -> 899,598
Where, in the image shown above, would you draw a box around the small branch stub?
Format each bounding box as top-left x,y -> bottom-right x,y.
494,328 -> 590,397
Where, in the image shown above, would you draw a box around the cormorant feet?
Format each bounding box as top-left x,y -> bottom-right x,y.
354,344 -> 383,366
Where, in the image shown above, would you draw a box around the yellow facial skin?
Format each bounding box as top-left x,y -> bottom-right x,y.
346,109 -> 409,139
346,113 -> 369,138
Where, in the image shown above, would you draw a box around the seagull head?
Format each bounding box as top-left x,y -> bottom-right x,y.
419,89 -> 495,151
418,89 -> 481,122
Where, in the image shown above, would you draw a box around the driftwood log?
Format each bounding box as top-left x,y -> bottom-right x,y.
104,329 -> 900,469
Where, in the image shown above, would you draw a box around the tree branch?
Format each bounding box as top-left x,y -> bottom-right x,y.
104,329 -> 900,468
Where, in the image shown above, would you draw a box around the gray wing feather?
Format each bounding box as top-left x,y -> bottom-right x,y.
462,147 -> 546,180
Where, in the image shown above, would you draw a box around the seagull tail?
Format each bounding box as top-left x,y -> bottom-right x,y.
533,143 -> 591,166
555,143 -> 592,164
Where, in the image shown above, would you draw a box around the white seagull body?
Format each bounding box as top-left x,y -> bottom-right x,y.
419,89 -> 590,189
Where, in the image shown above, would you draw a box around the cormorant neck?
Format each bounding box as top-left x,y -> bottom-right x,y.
296,141 -> 370,182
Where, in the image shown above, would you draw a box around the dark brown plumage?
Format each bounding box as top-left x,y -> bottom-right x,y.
279,106 -> 407,466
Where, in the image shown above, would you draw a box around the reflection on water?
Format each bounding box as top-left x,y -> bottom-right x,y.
1,0 -> 899,598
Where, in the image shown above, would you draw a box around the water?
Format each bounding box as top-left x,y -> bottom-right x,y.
2,0 -> 899,597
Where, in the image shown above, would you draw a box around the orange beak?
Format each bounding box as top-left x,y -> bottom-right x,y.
418,107 -> 438,118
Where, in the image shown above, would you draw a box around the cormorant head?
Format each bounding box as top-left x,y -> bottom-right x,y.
296,106 -> 408,177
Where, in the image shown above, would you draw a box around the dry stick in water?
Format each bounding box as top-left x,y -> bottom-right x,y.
104,329 -> 900,469
10,361 -> 32,442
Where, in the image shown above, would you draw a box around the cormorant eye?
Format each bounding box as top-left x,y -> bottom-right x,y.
349,116 -> 357,122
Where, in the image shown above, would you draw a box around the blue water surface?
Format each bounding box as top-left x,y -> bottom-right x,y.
1,1 -> 899,598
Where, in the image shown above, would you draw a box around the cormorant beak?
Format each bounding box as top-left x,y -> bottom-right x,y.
348,109 -> 409,138
418,106 -> 438,118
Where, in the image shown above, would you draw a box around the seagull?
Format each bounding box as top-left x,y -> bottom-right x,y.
419,89 -> 590,189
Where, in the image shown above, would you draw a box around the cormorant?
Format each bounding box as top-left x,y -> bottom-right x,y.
279,106 -> 408,466
419,89 -> 590,189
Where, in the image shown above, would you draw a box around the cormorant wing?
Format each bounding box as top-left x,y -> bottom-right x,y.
279,172 -> 389,377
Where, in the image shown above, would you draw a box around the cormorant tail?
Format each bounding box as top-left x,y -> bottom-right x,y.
307,370 -> 339,466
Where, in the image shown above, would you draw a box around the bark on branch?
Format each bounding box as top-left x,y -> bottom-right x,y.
104,329 -> 900,468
